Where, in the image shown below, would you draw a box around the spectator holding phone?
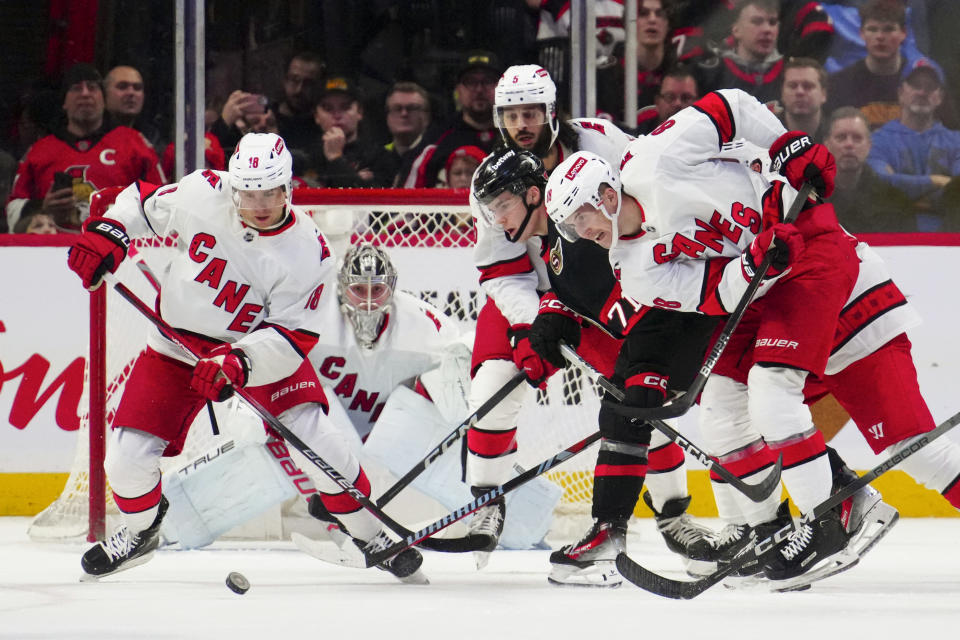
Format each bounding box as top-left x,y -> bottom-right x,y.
5,63 -> 165,232
209,89 -> 273,157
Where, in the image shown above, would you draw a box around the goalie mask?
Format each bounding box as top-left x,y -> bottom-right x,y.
494,65 -> 559,156
228,132 -> 293,230
472,147 -> 547,242
338,243 -> 398,348
545,151 -> 622,243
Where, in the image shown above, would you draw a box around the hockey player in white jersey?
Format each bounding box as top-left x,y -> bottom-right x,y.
546,89 -> 960,588
467,137 -> 717,581
66,133 -> 428,582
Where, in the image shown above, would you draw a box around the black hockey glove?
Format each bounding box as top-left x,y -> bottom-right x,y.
528,292 -> 581,369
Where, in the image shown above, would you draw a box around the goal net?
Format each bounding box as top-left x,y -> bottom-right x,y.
28,187 -> 602,543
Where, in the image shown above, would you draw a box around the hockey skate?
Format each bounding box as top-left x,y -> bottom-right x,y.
642,492 -> 716,576
547,519 -> 627,588
762,502 -> 851,588
467,487 -> 505,570
80,495 -> 169,580
713,503 -> 795,588
359,530 -> 429,585
768,468 -> 900,593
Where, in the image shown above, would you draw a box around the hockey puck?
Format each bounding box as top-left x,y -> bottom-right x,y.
225,571 -> 250,595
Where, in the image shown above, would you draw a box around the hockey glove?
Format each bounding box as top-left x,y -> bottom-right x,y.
742,223 -> 804,281
67,218 -> 130,290
769,131 -> 835,198
508,324 -> 558,387
624,368 -> 669,408
528,292 -> 581,369
191,344 -> 250,402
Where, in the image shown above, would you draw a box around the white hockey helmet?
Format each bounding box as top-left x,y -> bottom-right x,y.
494,65 -> 560,150
545,151 -> 622,242
338,243 -> 398,349
228,132 -> 293,200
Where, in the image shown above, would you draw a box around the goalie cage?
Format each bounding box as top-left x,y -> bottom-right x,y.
28,187 -> 604,544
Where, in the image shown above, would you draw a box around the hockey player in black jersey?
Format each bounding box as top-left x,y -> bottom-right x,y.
471,146 -> 721,586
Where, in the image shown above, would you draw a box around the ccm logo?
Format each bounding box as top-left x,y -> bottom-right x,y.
270,380 -> 316,401
564,157 -> 587,179
755,338 -> 798,349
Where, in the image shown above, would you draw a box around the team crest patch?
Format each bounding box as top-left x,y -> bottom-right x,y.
549,236 -> 564,274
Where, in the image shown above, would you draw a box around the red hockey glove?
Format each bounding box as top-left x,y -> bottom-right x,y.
508,324 -> 558,387
190,344 -> 250,402
67,217 -> 130,290
624,369 -> 669,408
742,223 -> 805,281
769,131 -> 835,198
528,292 -> 581,369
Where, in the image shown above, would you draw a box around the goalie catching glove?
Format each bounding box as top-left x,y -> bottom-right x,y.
67,217 -> 130,290
508,324 -> 558,387
528,292 -> 581,369
769,131 -> 835,198
190,344 -> 251,402
741,223 -> 804,282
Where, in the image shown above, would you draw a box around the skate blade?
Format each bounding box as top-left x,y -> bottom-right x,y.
547,561 -> 622,588
848,502 -> 899,559
78,550 -> 156,582
291,532 -> 366,569
768,550 -> 860,593
474,550 -> 493,570
684,558 -> 718,578
721,573 -> 767,590
398,569 -> 430,585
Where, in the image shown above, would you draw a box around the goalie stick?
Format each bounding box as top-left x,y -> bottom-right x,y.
375,372 -> 526,507
615,407 -> 960,599
607,182 -> 815,422
102,272 -> 489,555
296,428 -> 603,569
558,343 -> 781,503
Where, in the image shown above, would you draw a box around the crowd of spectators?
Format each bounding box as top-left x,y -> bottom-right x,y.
3,0 -> 960,234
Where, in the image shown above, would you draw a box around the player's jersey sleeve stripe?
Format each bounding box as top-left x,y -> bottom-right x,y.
135,180 -> 164,237
478,253 -> 535,283
258,324 -> 320,359
832,280 -> 907,354
696,257 -> 733,316
692,91 -> 736,147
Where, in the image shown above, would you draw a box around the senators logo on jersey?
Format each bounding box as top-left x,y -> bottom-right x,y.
549,236 -> 564,275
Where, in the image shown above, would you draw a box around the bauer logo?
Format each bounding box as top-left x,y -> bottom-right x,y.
564,157 -> 587,180
270,380 -> 317,402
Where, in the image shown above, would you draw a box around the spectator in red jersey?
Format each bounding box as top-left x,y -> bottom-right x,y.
160,131 -> 226,180
399,51 -> 502,188
104,65 -> 164,151
4,63 -> 165,232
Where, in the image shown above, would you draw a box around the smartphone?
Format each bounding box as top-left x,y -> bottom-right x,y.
52,171 -> 73,192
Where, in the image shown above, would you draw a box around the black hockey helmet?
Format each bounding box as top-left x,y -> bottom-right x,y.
472,147 -> 547,242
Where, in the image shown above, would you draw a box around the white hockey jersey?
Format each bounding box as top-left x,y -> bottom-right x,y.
609,88 -> 921,372
472,118 -> 635,326
107,171 -> 336,386
307,290 -> 462,440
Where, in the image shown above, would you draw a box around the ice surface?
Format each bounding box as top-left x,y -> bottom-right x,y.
2,516 -> 959,639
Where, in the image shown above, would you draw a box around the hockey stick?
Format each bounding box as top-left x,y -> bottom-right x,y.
305,428 -> 603,568
615,407 -> 960,599
375,372 -> 526,507
557,343 -> 781,503
608,182 -> 815,421
101,272 -> 489,554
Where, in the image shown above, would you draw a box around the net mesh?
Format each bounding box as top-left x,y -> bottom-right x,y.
29,190 -> 602,541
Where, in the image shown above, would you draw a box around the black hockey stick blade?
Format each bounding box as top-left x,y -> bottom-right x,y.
359,431 -> 603,567
376,372 -> 526,507
558,344 -> 781,502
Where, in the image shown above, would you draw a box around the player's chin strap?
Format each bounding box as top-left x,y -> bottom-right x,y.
505,192 -> 543,243
557,343 -> 781,503
606,182 -> 815,422
99,271 -> 489,556
615,408 -> 960,599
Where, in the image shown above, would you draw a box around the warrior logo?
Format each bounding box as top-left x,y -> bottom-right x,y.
549,236 -> 564,274
868,422 -> 884,440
